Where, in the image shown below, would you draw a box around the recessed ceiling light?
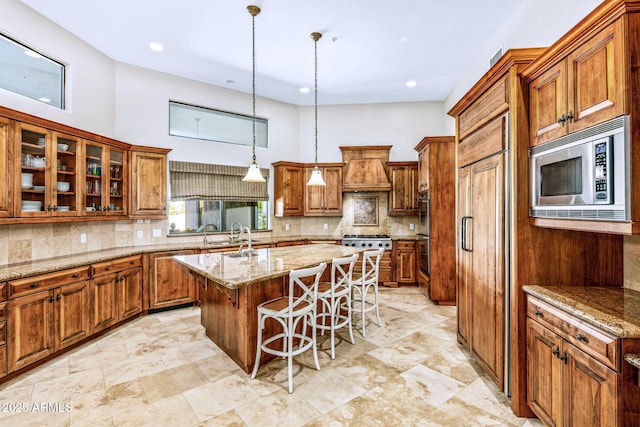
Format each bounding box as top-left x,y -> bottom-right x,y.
38,97 -> 51,103
24,49 -> 41,58
406,80 -> 417,88
149,42 -> 164,52
299,87 -> 310,94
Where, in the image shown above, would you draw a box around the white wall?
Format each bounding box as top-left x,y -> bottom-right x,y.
445,0 -> 603,112
0,0 -> 115,136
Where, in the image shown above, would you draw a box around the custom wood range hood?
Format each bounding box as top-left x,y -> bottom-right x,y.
340,145 -> 392,192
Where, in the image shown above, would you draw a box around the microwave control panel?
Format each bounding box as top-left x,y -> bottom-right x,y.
594,139 -> 611,203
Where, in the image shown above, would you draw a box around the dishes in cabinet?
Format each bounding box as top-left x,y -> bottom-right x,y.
56,181 -> 70,192
57,143 -> 69,151
21,200 -> 42,211
21,173 -> 33,189
31,156 -> 45,168
57,205 -> 70,212
36,137 -> 45,146
33,185 -> 45,191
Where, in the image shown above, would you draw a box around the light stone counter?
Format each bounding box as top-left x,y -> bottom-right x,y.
173,244 -> 364,289
522,285 -> 640,338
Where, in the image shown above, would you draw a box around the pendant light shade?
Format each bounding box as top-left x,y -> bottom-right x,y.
306,31 -> 326,186
242,5 -> 266,183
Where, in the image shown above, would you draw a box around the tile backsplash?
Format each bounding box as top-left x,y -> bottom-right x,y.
624,235 -> 640,292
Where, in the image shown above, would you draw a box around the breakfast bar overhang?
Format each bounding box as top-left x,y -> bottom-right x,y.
173,244 -> 363,373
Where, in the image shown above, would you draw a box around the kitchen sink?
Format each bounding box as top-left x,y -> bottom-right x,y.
226,252 -> 253,258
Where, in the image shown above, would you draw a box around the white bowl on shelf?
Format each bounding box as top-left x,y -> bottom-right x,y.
57,143 -> 69,152
57,182 -> 71,192
57,205 -> 70,212
21,200 -> 42,212
33,185 -> 45,191
21,173 -> 33,189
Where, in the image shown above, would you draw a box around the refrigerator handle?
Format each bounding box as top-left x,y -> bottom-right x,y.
461,216 -> 472,252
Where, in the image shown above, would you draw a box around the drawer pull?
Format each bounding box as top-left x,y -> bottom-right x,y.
534,310 -> 543,317
104,266 -> 111,271
576,333 -> 589,343
30,283 -> 39,288
71,273 -> 80,278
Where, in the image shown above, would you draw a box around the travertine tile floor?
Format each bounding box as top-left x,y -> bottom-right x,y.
0,287 -> 544,426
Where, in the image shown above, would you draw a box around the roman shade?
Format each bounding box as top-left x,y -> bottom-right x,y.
169,161 -> 269,202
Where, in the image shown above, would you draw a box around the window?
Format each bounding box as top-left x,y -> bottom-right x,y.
0,33 -> 65,108
169,101 -> 268,147
169,201 -> 268,234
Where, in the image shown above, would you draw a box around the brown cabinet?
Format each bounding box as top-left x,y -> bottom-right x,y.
303,163 -> 343,216
0,117 -> 11,218
458,150 -> 506,389
7,272 -> 91,373
147,250 -> 198,310
129,147 -> 169,218
90,255 -> 142,333
527,18 -> 625,147
526,296 -> 621,426
393,240 -> 416,284
388,162 -> 417,216
449,46 -> 623,416
414,136 -> 456,305
272,162 -> 304,217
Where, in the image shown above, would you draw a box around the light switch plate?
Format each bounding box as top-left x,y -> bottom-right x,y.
137,230 -> 143,239
409,223 -> 415,230
152,229 -> 161,237
285,224 -> 290,231
80,233 -> 87,243
323,223 -> 328,230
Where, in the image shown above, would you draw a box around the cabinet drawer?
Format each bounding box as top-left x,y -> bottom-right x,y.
0,321 -> 5,346
0,302 -> 5,319
92,255 -> 142,277
395,241 -> 415,249
0,283 -> 5,302
8,266 -> 91,299
527,297 -> 620,370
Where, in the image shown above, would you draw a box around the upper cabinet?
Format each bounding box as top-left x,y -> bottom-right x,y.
527,18 -> 625,146
388,162 -> 417,216
303,163 -> 343,216
0,117 -> 11,218
129,147 -> 170,219
272,161 -> 304,217
0,106 -> 171,223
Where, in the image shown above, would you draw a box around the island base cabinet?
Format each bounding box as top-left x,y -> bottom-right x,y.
147,251 -> 198,310
200,276 -> 287,373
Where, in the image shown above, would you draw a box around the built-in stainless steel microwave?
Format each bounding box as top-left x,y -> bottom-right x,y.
530,115 -> 629,221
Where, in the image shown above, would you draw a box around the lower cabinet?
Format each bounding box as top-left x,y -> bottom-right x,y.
393,240 -> 416,284
147,250 -> 198,310
526,295 -> 621,426
91,256 -> 143,333
7,270 -> 91,373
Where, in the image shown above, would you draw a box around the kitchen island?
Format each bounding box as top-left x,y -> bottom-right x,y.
173,243 -> 363,373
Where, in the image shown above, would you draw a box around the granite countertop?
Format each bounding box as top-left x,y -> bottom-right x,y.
0,234 -> 418,283
625,354 -> 640,370
173,244 -> 364,289
522,285 -> 640,338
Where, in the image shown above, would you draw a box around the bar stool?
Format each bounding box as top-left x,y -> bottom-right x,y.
351,248 -> 384,337
250,262 -> 327,393
315,253 -> 359,360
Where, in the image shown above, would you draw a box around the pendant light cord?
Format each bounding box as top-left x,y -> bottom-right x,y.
314,35 -> 318,167
251,9 -> 257,165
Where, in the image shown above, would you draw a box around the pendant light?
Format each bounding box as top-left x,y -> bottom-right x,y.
242,5 -> 266,182
306,32 -> 327,186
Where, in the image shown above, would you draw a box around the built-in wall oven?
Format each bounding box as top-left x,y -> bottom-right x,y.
417,192 -> 430,275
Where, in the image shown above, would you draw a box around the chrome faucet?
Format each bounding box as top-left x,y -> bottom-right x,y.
238,226 -> 253,255
229,222 -> 243,242
202,224 -> 217,245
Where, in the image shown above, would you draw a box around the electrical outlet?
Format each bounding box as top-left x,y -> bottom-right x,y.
323,223 -> 328,230
80,233 -> 87,243
144,219 -> 151,224
152,229 -> 161,237
285,224 -> 290,231
409,223 -> 415,230
137,219 -> 143,224
137,230 -> 143,239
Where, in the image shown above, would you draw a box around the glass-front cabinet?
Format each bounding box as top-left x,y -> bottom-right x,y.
16,123 -> 81,217
84,141 -> 127,216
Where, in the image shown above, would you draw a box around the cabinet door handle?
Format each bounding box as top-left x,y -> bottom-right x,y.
557,114 -> 567,126
576,333 -> 589,343
56,294 -> 61,301
461,216 -> 472,252
30,282 -> 39,288
566,111 -> 574,123
558,352 -> 568,364
534,310 -> 543,317
71,273 -> 80,278
49,295 -> 54,303
552,347 -> 560,357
